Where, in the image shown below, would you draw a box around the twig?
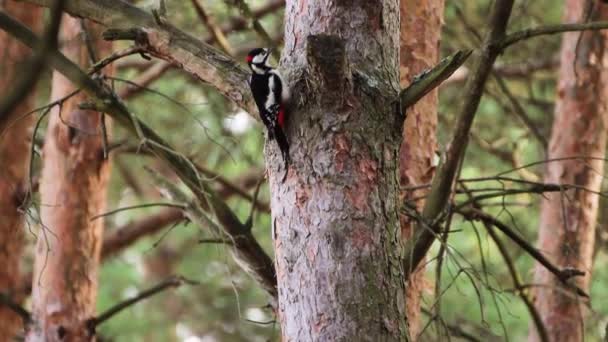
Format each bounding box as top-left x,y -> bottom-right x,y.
199,238 -> 232,245
444,55 -> 559,86
227,0 -> 275,48
118,61 -> 172,99
146,168 -> 277,302
191,0 -> 234,55
88,46 -> 146,75
458,183 -> 549,342
90,202 -> 186,221
88,276 -> 197,329
420,308 -> 483,342
457,207 -> 588,298
400,50 -> 471,113
492,73 -> 548,149
501,20 -> 608,50
101,208 -> 184,258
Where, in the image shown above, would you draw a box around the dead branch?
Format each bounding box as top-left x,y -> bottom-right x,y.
102,208 -> 184,258
457,207 -> 588,298
191,0 -> 234,55
501,20 -> 608,50
458,183 -> 549,342
226,0 -> 274,48
90,202 -> 186,221
87,276 -> 197,330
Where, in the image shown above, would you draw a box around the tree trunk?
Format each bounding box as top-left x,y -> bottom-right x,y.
270,1 -> 408,340
26,16 -> 112,342
399,0 -> 444,338
0,2 -> 42,338
529,1 -> 608,341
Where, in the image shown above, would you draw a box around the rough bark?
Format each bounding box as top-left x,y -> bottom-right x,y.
0,2 -> 41,338
26,16 -> 112,341
269,1 -> 407,340
529,1 -> 608,341
399,0 -> 443,338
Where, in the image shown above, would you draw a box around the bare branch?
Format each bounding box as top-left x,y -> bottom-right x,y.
148,168 -> 278,302
88,276 -> 197,329
102,208 -> 183,259
90,202 -> 186,221
400,50 -> 471,113
88,45 -> 146,74
457,207 -> 588,298
458,184 -> 548,342
501,20 -> 608,50
226,0 -> 275,48
191,0 -> 234,55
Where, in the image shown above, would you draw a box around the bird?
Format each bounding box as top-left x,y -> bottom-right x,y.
246,48 -> 290,170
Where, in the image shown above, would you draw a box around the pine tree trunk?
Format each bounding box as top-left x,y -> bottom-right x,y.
26,16 -> 112,342
269,1 -> 409,340
0,2 -> 42,338
399,0 -> 443,337
529,1 -> 608,341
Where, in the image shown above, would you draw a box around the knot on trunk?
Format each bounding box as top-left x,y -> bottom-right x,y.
306,34 -> 351,107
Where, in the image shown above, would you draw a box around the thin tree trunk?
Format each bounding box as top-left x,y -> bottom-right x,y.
270,1 -> 408,340
26,16 -> 112,341
530,1 -> 608,341
0,2 -> 42,338
399,0 -> 444,338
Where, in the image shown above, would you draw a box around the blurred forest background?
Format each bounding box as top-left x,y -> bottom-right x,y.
1,0 -> 608,341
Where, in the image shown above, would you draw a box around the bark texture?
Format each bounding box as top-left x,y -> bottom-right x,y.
399,0 -> 444,337
530,1 -> 608,341
270,1 -> 408,340
26,16 -> 112,342
0,2 -> 41,338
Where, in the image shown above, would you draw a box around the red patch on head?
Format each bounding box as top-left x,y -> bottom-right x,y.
247,55 -> 253,63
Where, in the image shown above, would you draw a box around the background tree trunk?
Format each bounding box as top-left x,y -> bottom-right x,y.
26,16 -> 112,341
270,1 -> 408,340
530,1 -> 608,341
0,2 -> 42,338
399,0 -> 444,337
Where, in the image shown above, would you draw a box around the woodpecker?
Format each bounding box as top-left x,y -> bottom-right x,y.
246,48 -> 290,169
